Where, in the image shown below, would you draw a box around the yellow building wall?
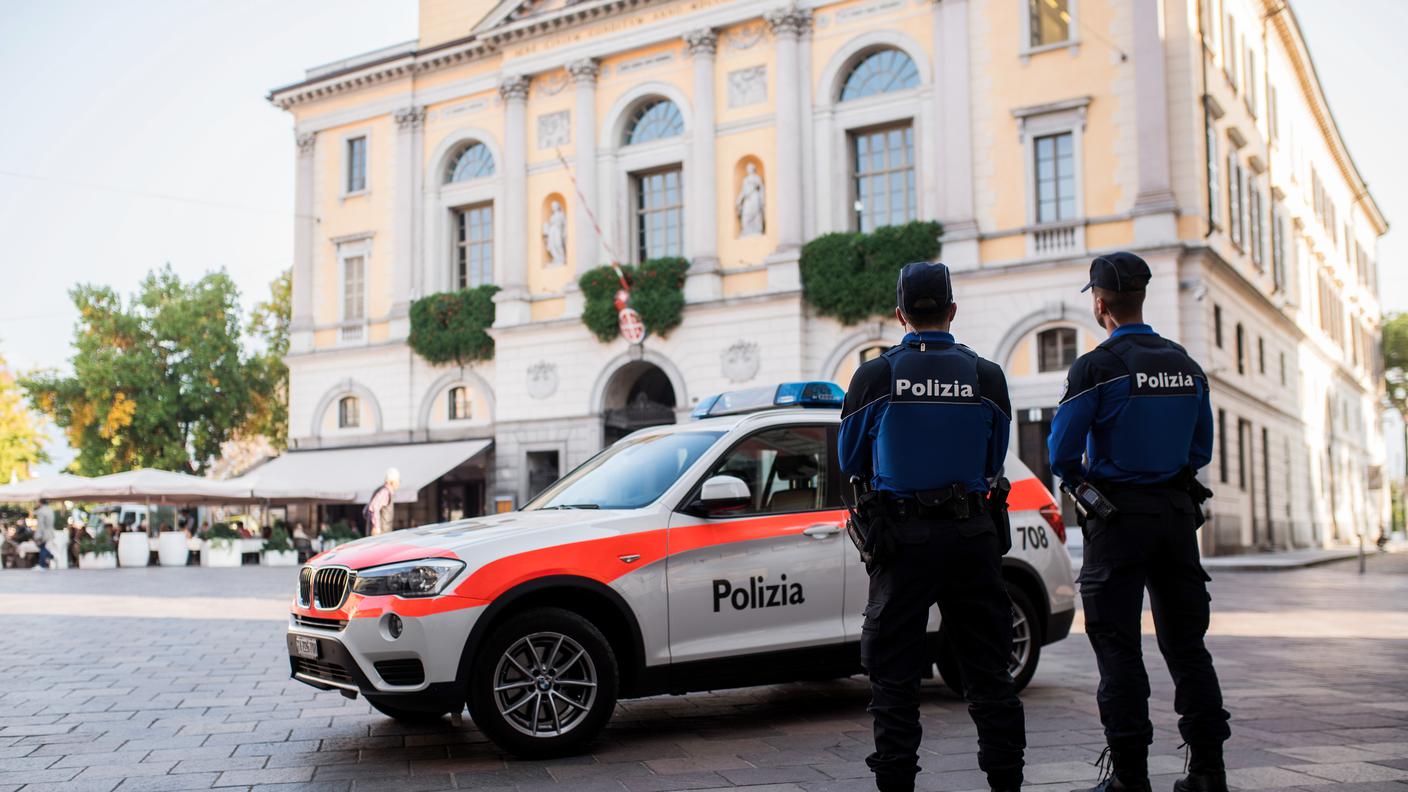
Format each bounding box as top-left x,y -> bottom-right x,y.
715,126 -> 776,270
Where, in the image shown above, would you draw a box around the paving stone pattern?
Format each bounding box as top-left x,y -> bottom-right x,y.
1,554 -> 1405,791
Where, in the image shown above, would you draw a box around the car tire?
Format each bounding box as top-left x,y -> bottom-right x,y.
467,607 -> 618,758
935,583 -> 1042,697
365,697 -> 449,725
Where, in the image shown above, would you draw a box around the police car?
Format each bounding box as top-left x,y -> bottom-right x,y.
287,382 -> 1076,757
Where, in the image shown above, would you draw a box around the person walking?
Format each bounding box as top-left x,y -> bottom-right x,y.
364,467 -> 400,536
1049,253 -> 1231,792
839,262 -> 1025,792
33,499 -> 56,571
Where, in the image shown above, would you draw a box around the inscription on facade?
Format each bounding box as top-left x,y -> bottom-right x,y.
431,99 -> 488,123
617,50 -> 677,75
836,0 -> 905,24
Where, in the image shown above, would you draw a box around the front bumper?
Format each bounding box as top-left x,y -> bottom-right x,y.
286,599 -> 485,697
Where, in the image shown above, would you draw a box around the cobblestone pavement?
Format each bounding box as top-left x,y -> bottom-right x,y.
1,552 -> 1406,792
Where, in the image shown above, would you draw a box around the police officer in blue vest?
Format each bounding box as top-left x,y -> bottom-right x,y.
840,262 -> 1025,792
1049,253 -> 1231,792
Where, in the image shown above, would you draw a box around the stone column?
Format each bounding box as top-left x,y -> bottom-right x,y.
935,0 -> 979,271
764,5 -> 811,292
495,75 -> 532,327
291,132 -> 317,354
565,59 -> 598,318
1131,0 -> 1178,244
684,28 -> 722,302
391,105 -> 425,339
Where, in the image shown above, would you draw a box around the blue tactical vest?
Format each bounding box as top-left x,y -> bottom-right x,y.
1092,335 -> 1204,478
873,340 -> 989,494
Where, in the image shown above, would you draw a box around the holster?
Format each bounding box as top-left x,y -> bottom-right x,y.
987,476 -> 1013,555
846,478 -> 892,571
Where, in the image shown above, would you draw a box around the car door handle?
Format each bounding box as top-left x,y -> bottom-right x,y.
803,524 -> 842,539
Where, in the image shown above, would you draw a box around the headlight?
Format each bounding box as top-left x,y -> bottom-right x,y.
351,558 -> 465,598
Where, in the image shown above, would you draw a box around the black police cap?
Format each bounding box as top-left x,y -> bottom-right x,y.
896,261 -> 952,317
1081,251 -> 1152,293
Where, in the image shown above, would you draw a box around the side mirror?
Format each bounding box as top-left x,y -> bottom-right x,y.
693,475 -> 751,515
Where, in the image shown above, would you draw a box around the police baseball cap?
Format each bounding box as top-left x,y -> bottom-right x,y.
896,261 -> 952,317
1081,251 -> 1152,293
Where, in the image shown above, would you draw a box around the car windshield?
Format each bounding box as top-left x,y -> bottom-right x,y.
525,431 -> 725,511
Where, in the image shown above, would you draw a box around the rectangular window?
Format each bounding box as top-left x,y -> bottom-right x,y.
1227,154 -> 1243,248
1218,408 -> 1229,484
346,136 -> 367,193
634,166 -> 684,261
1037,328 -> 1078,372
1235,323 -> 1246,375
1271,205 -> 1286,292
526,451 -> 561,500
1245,47 -> 1258,116
1248,183 -> 1263,269
1034,131 -> 1076,224
342,255 -> 365,322
1028,0 -> 1070,48
1279,351 -> 1286,386
1224,16 -> 1237,87
1214,304 -> 1224,348
1268,84 -> 1279,142
1206,116 -> 1221,227
1258,336 -> 1266,374
851,123 -> 917,232
455,203 -> 495,289
1237,417 -> 1250,491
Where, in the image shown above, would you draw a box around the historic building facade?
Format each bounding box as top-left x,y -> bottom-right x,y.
270,0 -> 1389,553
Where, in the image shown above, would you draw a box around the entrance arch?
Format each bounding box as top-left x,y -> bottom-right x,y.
599,360 -> 679,445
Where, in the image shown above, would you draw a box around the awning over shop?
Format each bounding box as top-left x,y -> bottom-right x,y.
240,439 -> 493,504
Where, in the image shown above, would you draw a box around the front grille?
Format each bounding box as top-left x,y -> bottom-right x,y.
374,659 -> 425,687
293,657 -> 354,686
292,614 -> 347,631
297,567 -> 312,607
312,567 -> 351,610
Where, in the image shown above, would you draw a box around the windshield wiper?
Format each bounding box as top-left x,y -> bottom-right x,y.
542,503 -> 602,510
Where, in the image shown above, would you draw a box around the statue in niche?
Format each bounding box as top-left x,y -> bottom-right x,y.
736,163 -> 765,237
543,200 -> 567,265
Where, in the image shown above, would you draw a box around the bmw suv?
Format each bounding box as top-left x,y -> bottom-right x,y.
287,382 -> 1076,757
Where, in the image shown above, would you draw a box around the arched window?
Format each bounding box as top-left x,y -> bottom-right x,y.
445,141 -> 495,183
447,386 -> 472,421
337,396 -> 360,428
839,48 -> 920,102
624,99 -> 684,146
1037,327 -> 1077,372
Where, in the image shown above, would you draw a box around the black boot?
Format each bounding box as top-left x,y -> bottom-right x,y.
1071,746 -> 1152,792
1173,743 -> 1228,792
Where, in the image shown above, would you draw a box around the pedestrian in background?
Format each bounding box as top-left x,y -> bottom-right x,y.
839,262 -> 1025,792
1048,253 -> 1230,792
33,499 -> 56,571
364,467 -> 399,535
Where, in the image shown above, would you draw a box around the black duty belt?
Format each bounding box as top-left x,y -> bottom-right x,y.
1090,478 -> 1185,494
883,484 -> 988,520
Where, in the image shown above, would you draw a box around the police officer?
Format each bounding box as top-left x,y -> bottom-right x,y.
1048,252 -> 1231,792
840,262 -> 1025,792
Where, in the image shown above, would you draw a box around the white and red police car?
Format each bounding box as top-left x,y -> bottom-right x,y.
288,382 -> 1076,756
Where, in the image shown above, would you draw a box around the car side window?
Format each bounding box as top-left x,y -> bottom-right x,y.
703,426 -> 830,515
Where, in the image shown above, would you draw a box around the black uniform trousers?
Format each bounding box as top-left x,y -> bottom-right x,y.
861,511 -> 1025,791
1077,487 -> 1231,751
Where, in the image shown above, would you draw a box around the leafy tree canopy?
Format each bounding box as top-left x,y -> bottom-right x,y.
1385,311 -> 1408,416
0,352 -> 47,482
22,265 -> 284,475
245,269 -> 291,449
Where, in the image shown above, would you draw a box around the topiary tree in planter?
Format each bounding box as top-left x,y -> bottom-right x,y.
578,258 -> 688,342
408,285 -> 500,365
799,220 -> 942,325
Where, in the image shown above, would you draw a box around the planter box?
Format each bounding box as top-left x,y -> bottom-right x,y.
117,533 -> 150,567
157,532 -> 189,567
201,540 -> 241,568
262,549 -> 298,567
79,552 -> 117,569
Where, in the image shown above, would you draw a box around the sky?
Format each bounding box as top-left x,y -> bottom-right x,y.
1,0 -> 1403,474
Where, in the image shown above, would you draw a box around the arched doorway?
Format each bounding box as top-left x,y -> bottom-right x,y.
602,361 -> 677,445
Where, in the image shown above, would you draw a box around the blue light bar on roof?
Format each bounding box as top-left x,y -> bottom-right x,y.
691,382 -> 845,419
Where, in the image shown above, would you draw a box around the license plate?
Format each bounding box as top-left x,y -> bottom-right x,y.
292,635 -> 319,660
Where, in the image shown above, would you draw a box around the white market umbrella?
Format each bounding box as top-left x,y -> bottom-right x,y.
0,473 -> 94,503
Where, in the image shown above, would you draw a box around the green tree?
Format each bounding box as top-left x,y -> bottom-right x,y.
0,352 -> 47,482
22,266 -> 274,475
1384,311 -> 1408,415
246,269 -> 291,449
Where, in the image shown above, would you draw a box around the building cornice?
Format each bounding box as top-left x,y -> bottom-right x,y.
267,35 -> 495,110
1264,0 -> 1388,236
